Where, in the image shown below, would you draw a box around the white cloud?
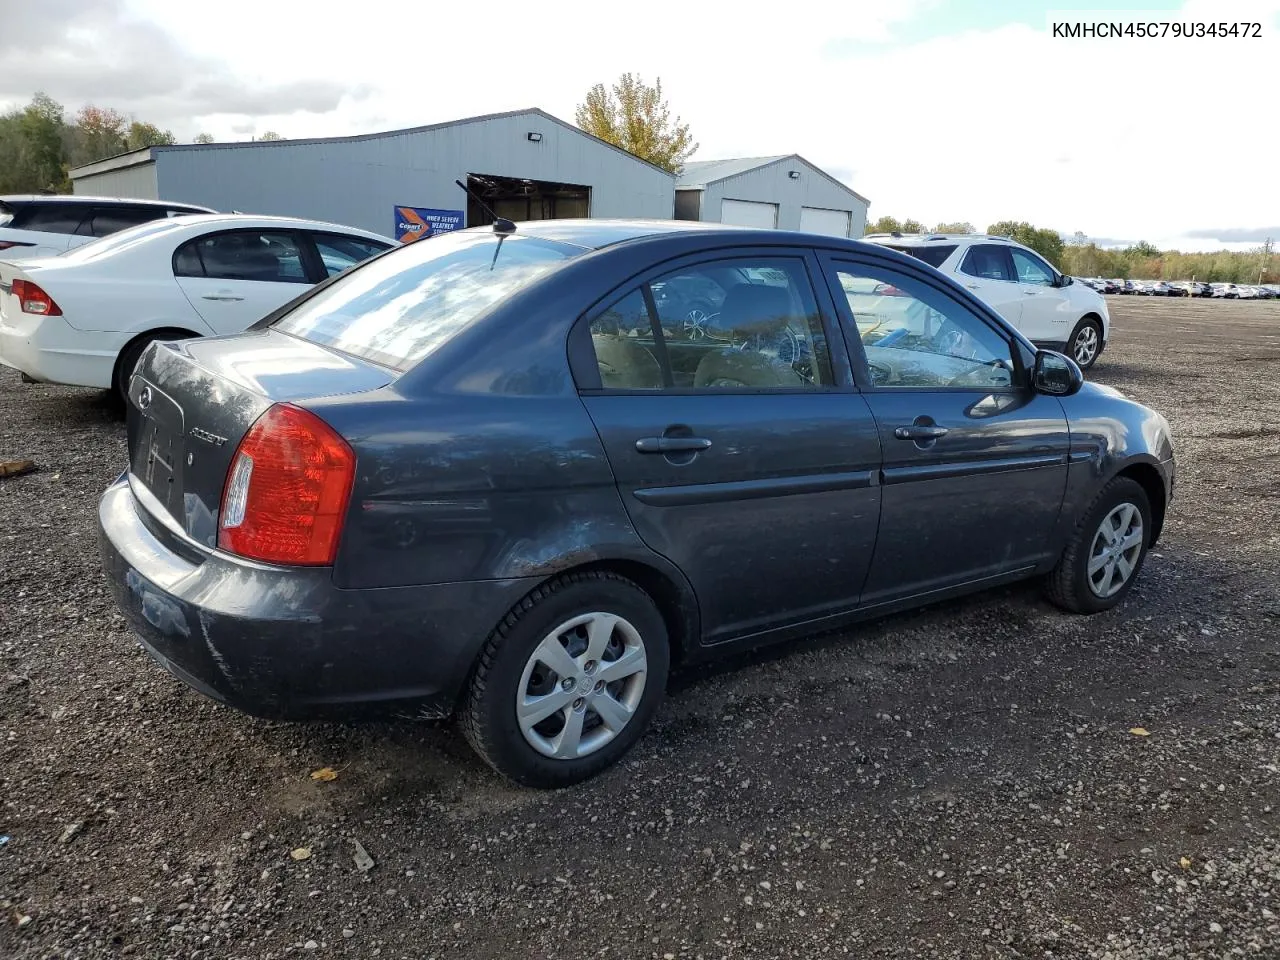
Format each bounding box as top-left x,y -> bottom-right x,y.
12,0 -> 1280,249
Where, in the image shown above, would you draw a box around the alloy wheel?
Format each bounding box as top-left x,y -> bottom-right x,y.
1073,324 -> 1100,366
515,612 -> 648,760
1087,502 -> 1144,598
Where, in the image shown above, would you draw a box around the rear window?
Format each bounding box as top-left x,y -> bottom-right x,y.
0,202 -> 14,228
273,231 -> 580,371
884,244 -> 956,268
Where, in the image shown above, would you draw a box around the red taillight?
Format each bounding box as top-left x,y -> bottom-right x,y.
874,283 -> 908,297
11,278 -> 62,316
217,404 -> 355,566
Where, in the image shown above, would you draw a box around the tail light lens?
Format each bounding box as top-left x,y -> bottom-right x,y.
218,404 -> 355,566
0,241 -> 35,251
12,279 -> 62,316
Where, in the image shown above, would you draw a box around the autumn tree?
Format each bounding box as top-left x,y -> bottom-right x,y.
933,221 -> 975,234
0,93 -> 69,192
575,73 -> 696,173
864,215 -> 927,234
258,130 -> 283,141
126,121 -> 176,149
193,132 -> 215,144
71,105 -> 127,165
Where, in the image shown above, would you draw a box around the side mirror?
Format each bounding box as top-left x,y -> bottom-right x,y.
1033,349 -> 1084,396
1057,274 -> 1072,287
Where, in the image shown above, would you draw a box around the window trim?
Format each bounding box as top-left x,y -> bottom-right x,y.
170,228 -> 315,284
959,244 -> 1018,285
569,247 -> 854,396
818,251 -> 1030,394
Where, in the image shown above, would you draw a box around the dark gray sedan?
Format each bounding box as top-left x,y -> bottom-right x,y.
98,220 -> 1175,788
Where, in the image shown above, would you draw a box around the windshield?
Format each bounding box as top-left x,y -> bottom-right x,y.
274,230 -> 581,371
57,218 -> 193,261
883,244 -> 956,268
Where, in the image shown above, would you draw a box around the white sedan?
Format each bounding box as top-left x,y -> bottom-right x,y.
0,214 -> 396,399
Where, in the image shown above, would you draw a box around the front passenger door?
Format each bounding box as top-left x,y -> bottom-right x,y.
1009,247 -> 1071,344
825,254 -> 1070,606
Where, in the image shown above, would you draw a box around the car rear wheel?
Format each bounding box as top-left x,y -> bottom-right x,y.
1068,318 -> 1102,370
112,329 -> 196,405
1045,476 -> 1152,614
462,571 -> 670,788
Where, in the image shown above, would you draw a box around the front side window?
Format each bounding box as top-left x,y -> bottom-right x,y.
312,233 -> 392,278
173,231 -> 309,283
584,257 -> 835,391
274,231 -> 579,372
959,244 -> 1015,282
834,263 -> 1014,390
1010,248 -> 1056,286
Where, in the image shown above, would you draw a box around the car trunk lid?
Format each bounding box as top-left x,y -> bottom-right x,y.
126,328 -> 394,549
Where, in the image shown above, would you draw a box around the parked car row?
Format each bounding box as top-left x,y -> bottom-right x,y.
0,195 -> 397,400
1076,275 -> 1279,299
1,202 -> 1176,788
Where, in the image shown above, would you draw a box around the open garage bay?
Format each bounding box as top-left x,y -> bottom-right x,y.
2,297 -> 1279,958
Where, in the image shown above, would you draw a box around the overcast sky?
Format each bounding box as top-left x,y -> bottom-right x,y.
4,0 -> 1278,251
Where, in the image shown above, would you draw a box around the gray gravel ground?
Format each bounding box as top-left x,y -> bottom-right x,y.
2,296 -> 1279,959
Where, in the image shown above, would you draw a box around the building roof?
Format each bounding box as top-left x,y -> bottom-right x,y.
675,156 -> 789,188
70,108 -> 675,180
676,153 -> 869,206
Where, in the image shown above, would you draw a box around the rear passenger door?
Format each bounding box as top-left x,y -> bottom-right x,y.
172,229 -> 315,335
571,250 -> 884,646
956,244 -> 1024,329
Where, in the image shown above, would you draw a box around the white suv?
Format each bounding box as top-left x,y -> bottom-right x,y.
0,195 -> 217,260
862,233 -> 1110,369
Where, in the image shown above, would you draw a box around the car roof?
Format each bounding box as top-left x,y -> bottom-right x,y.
862,232 -> 1015,246
0,194 -> 215,211
132,213 -> 396,242
485,218 -> 768,250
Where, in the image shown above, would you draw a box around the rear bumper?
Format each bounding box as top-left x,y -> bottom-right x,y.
0,312 -> 120,389
97,477 -> 537,720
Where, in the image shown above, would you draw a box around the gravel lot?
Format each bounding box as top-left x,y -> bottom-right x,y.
3,296 -> 1279,959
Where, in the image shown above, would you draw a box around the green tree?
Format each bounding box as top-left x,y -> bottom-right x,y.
575,73 -> 697,173
125,121 -> 176,149
193,132 -> 215,144
258,130 -> 283,141
933,221 -> 975,234
901,219 -> 926,234
987,220 -> 1065,267
864,215 -> 902,234
1127,240 -> 1160,258
13,93 -> 70,192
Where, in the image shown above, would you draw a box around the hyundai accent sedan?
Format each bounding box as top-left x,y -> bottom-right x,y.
98,220 -> 1176,788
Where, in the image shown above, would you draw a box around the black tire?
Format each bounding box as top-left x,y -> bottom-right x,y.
112,335 -> 158,405
1067,317 -> 1103,370
1045,476 -> 1152,615
461,571 -> 670,788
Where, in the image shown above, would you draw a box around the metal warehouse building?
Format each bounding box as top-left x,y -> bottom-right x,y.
69,108 -> 676,240
674,155 -> 869,238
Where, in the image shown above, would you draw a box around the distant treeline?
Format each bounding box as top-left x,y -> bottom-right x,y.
864,216 -> 1277,284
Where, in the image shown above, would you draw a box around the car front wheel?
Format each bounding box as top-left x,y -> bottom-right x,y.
1068,318 -> 1103,370
1045,476 -> 1152,614
462,571 -> 670,788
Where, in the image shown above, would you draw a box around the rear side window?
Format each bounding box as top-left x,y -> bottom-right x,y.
273,231 -> 579,371
584,257 -> 835,392
173,231 -> 309,283
960,245 -> 1015,282
0,202 -> 14,228
311,233 -> 392,277
885,244 -> 956,268
13,204 -> 91,235
84,206 -> 166,237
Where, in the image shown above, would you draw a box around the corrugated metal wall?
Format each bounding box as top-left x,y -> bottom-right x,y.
703,160 -> 868,236
153,112 -> 674,236
72,163 -> 160,200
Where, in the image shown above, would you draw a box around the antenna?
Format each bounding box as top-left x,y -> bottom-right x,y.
455,178 -> 516,235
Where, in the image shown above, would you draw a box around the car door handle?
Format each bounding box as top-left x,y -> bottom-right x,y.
201,294 -> 245,302
964,284 -> 980,290
894,425 -> 949,441
1022,289 -> 1039,295
635,436 -> 712,454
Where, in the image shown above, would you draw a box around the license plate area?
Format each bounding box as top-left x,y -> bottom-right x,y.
129,378 -> 185,515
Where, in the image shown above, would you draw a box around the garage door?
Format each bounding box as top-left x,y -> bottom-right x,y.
721,198 -> 778,229
800,206 -> 852,238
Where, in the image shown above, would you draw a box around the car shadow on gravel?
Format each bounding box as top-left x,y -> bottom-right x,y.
23,387 -> 124,427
